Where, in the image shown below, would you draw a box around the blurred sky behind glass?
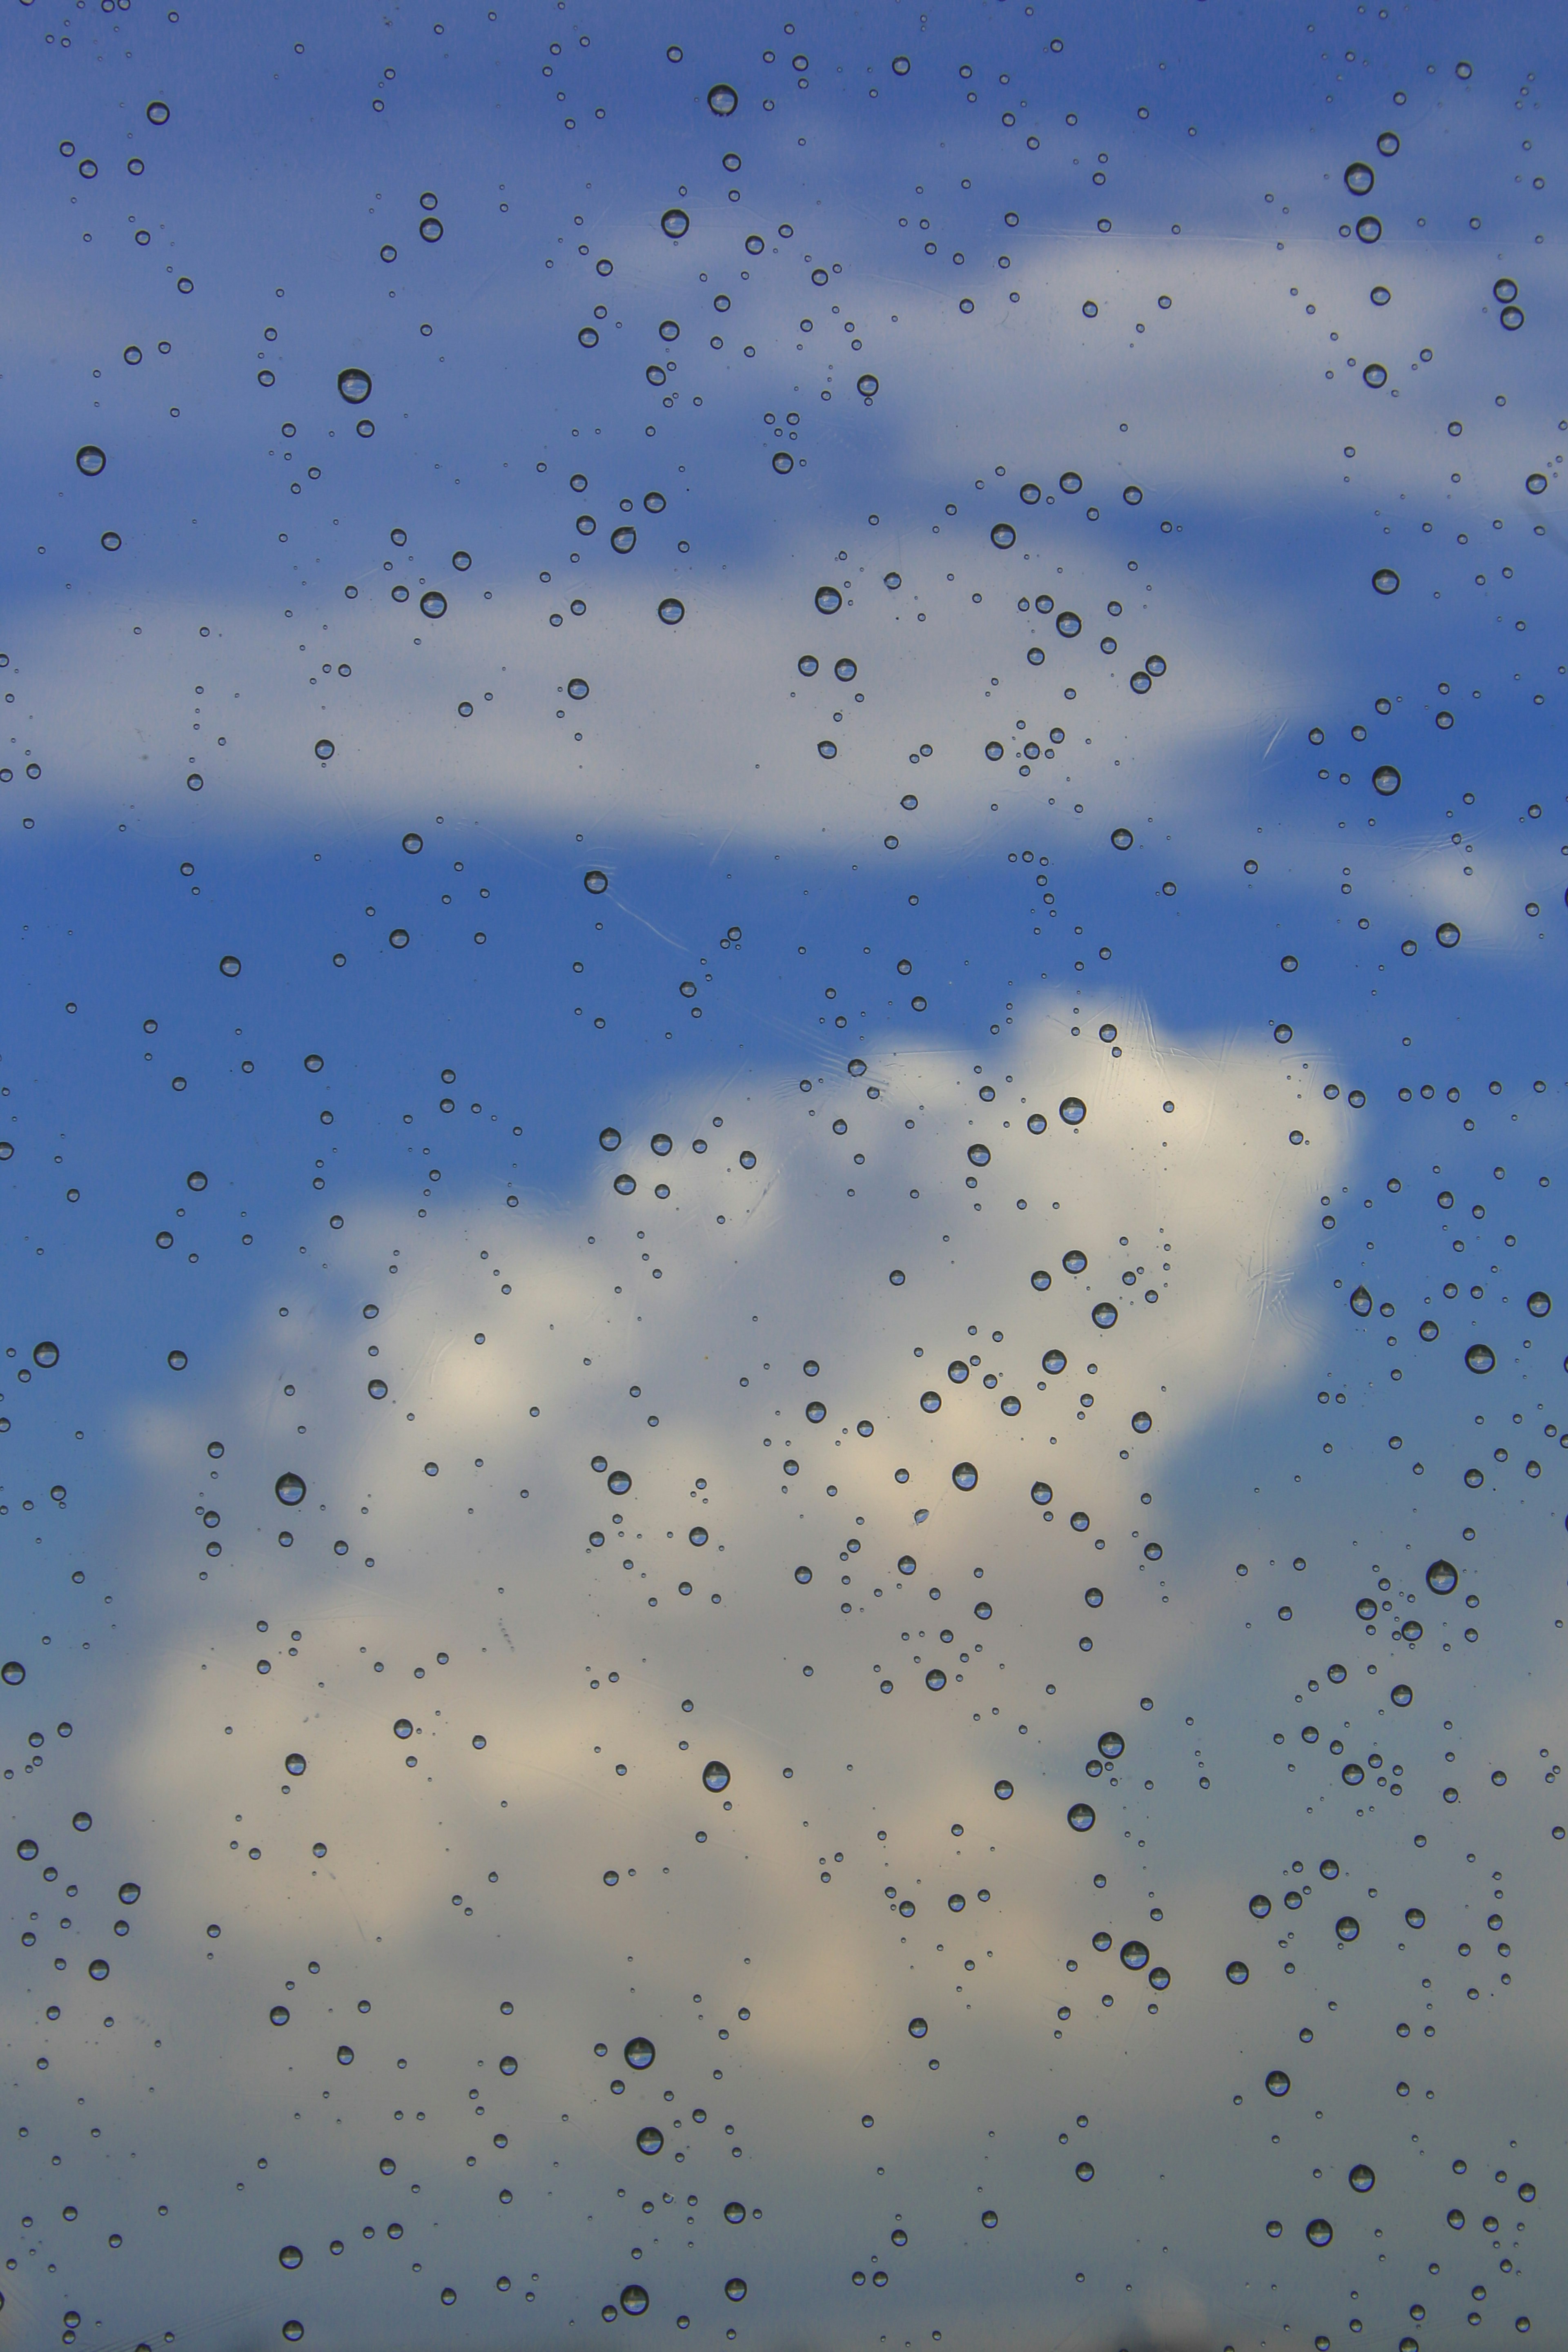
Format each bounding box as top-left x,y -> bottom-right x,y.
1,2 -> 1565,2346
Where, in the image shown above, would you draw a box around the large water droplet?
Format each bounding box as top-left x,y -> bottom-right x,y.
993,1779 -> 1013,1801
1465,1342 -> 1495,1374
1350,1284 -> 1372,1316
1345,161 -> 1375,194
275,1472 -> 306,1506
707,83 -> 739,114
270,2004 -> 290,2025
724,2279 -> 747,2303
1226,1960 -> 1250,1984
925,1668 -> 947,1690
1058,1096 -> 1086,1125
76,445 -> 107,476
1372,764 -> 1401,795
636,2125 -> 664,2154
620,2284 -> 650,2315
1265,2069 -> 1290,2096
951,1462 -> 978,1491
337,368 -> 372,403
419,590 -> 447,618
1436,920 -> 1461,948
1336,1915 -> 1360,1942
1426,1558 -> 1457,1593
1355,215 -> 1382,243
624,2037 -> 655,2069
1305,2217 -> 1333,2247
32,1341 -> 60,1368
280,2245 -> 303,2269
702,1760 -> 731,1792
661,209 -> 689,238
1091,1301 -> 1118,1329
1527,1291 -> 1552,1317
1111,826 -> 1134,849
815,585 -> 843,614
990,522 -> 1016,549
908,2016 -> 928,2037
1372,566 -> 1399,593
1067,1802 -> 1095,1832
657,597 -> 685,625
1119,1940 -> 1149,1970
284,1752 -> 306,1776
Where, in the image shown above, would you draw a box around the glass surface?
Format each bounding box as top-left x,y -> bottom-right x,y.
2,6 -> 1562,2346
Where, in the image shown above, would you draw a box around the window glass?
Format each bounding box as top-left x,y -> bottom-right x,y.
3,10 -> 1559,2346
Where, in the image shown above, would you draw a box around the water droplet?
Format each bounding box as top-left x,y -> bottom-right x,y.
419,590 -> 447,619
1076,2161 -> 1095,2182
314,738 -> 334,761
625,2037 -> 655,2069
118,1881 -> 140,1904
1501,304 -> 1524,330
724,2279 -> 747,2303
280,2246 -> 303,2270
1425,1557 -> 1458,1594
967,1143 -> 991,1167
1336,1915 -> 1360,1941
1305,2217 -> 1333,2247
857,373 -> 879,397
1355,215 -> 1382,243
1527,1291 -> 1552,1317
1058,1096 -> 1087,1125
1372,566 -> 1399,593
1042,1349 -> 1067,1377
393,1718 -> 413,1740
284,1752 -> 306,1777
1067,1802 -> 1096,1832
1091,1301 -> 1118,1330
1527,472 -> 1548,495
336,368 -> 372,404
1120,1940 -> 1149,1970
270,2005 -> 290,2026
636,2126 -> 664,2154
702,1760 -> 731,1792
951,1462 -> 978,1491
1056,610 -> 1082,637
1465,1343 -> 1495,1374
1345,161 -> 1375,195
1097,1733 -> 1124,1761
620,2285 -> 650,2316
275,1473 -> 306,1506
708,82 -> 739,115
688,1525 -> 707,1546
32,1341 -> 60,1368
1059,471 -> 1083,494
584,869 -> 609,894
1131,1409 -> 1152,1434
1226,1960 -> 1250,1984
815,586 -> 843,614
1372,764 -> 1401,795
76,445 -> 106,477
661,209 -> 690,240
925,1668 -> 947,1690
2,1663 -> 25,1687
993,1779 -> 1014,1801
1436,920 -> 1461,948
990,522 -> 1017,549
1111,826 -> 1134,850
146,100 -> 170,125
658,597 -> 685,625
599,1127 -> 622,1152
1266,2069 -> 1291,2096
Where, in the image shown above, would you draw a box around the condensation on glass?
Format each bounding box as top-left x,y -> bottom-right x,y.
0,8 -> 1561,2349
